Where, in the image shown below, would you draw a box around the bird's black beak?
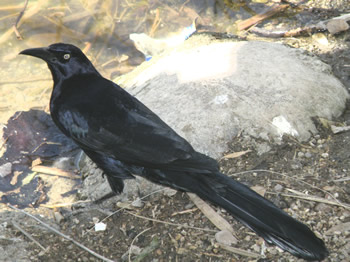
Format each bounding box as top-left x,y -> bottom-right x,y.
19,47 -> 53,61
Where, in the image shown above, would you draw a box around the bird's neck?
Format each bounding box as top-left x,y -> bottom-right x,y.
49,72 -> 101,109
48,62 -> 100,85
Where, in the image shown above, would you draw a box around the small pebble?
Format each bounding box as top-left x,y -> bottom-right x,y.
164,188 -> 177,196
321,153 -> 329,158
215,230 -> 237,246
131,198 -> 144,208
274,184 -> 283,192
54,211 -> 64,224
184,203 -> 194,209
305,152 -> 312,158
252,244 -> 260,252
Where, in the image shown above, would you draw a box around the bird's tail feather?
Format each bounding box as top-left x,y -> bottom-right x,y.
188,171 -> 328,261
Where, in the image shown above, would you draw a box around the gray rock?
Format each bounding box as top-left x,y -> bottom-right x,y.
117,34 -> 348,159
305,152 -> 313,158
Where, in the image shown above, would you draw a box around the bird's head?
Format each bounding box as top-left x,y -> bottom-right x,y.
20,43 -> 99,82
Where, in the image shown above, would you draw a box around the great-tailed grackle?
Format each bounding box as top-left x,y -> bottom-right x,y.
20,43 -> 328,260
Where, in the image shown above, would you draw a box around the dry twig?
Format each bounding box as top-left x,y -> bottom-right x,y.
219,243 -> 261,258
237,4 -> 289,31
31,165 -> 81,179
187,193 -> 234,234
268,190 -> 350,210
40,200 -> 91,209
13,0 -> 28,40
125,210 -> 217,233
128,227 -> 151,262
12,221 -> 47,251
171,207 -> 198,216
149,9 -> 161,37
231,169 -> 341,204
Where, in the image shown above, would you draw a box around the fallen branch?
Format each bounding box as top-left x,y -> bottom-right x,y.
249,26 -> 315,38
237,4 -> 289,31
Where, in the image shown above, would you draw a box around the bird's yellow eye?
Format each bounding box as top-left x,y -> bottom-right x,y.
63,53 -> 70,60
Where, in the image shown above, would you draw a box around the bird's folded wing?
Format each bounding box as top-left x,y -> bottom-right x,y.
56,105 -> 217,172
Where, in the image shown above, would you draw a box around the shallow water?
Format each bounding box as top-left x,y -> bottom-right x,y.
0,0 -> 263,124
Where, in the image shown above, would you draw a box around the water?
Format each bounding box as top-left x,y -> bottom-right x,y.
0,0 -> 272,124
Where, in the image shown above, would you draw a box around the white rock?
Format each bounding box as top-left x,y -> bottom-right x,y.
94,222 -> 107,232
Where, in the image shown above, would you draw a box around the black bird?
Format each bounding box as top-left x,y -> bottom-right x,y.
20,43 -> 328,261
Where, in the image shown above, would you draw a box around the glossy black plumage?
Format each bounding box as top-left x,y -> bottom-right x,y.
20,43 -> 328,260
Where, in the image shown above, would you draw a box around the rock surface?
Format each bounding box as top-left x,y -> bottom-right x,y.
116,34 -> 349,159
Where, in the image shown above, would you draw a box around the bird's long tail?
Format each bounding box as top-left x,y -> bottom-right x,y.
143,169 -> 328,261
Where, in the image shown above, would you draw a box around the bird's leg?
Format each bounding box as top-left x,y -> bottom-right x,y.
93,174 -> 125,204
105,175 -> 125,194
93,191 -> 117,204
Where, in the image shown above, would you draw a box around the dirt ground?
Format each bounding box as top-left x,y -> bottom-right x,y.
1,5 -> 350,262
1,108 -> 350,262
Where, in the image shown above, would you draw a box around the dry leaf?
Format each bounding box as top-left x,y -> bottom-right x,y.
187,193 -> 234,233
32,158 -> 42,167
251,185 -> 266,197
223,150 -> 251,159
22,172 -> 37,185
10,170 -> 22,185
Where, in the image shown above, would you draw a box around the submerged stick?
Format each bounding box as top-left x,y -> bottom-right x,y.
13,0 -> 29,40
237,4 -> 289,31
